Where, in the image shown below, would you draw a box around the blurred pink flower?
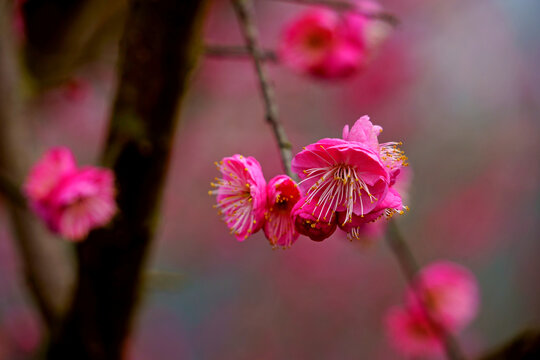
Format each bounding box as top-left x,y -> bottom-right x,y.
23,147 -> 77,204
292,196 -> 338,242
24,147 -> 117,241
279,7 -> 368,79
263,175 -> 301,248
47,167 -> 117,241
407,261 -> 480,332
385,306 -> 443,358
210,155 -> 267,241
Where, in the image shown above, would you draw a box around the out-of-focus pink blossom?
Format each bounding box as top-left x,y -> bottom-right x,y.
385,261 -> 479,357
407,261 -> 480,332
385,306 -> 443,358
47,167 -> 117,241
23,147 -> 77,203
279,7 -> 368,79
263,175 -> 301,248
23,147 -> 117,241
291,196 -> 337,241
210,155 -> 267,241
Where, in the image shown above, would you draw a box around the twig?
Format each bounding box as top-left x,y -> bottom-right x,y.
271,0 -> 400,27
205,44 -> 278,61
231,0 -> 294,178
386,220 -> 467,360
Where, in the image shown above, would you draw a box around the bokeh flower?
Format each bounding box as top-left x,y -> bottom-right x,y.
406,261 -> 480,331
23,147 -> 117,241
263,175 -> 301,248
210,155 -> 267,241
46,167 -> 117,241
279,7 -> 368,79
385,261 -> 479,357
23,147 -> 77,205
385,306 -> 444,357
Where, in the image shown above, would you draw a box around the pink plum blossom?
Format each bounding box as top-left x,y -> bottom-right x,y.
338,187 -> 405,240
385,306 -> 444,358
292,138 -> 388,225
291,196 -> 338,242
46,167 -> 117,241
339,167 -> 411,241
291,115 -> 408,241
210,155 -> 267,241
385,261 -> 479,358
343,115 -> 408,184
263,175 -> 301,248
279,7 -> 368,79
23,147 -> 117,241
406,261 -> 480,332
23,147 -> 77,204
292,117 -> 392,228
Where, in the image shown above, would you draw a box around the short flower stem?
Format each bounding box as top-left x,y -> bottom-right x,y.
270,0 -> 400,27
231,0 -> 295,179
386,220 -> 467,360
205,45 -> 278,61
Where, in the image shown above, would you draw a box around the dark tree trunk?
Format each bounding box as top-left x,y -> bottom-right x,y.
47,0 -> 207,358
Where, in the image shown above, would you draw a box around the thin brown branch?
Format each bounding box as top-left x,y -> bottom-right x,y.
0,0 -> 74,330
46,0 -> 208,358
386,220 -> 467,360
231,0 -> 294,178
205,44 -> 278,61
271,0 -> 400,27
479,330 -> 540,360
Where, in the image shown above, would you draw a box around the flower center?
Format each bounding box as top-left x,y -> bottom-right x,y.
300,164 -> 377,225
380,142 -> 408,169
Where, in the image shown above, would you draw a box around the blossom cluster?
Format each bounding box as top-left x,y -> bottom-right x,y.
210,115 -> 408,248
209,156 -> 301,248
279,3 -> 390,79
23,147 -> 117,241
385,261 -> 480,357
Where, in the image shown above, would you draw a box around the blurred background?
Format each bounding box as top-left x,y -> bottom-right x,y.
0,0 -> 539,358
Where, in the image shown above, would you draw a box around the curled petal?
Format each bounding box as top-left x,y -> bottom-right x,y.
263,175 -> 301,248
292,197 -> 337,241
